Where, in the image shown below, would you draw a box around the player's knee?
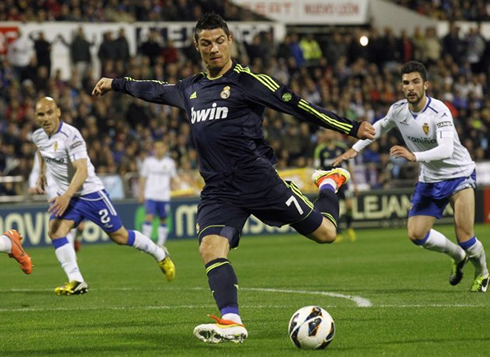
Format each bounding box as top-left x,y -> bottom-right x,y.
407,227 -> 427,241
198,238 -> 216,262
198,235 -> 230,264
109,231 -> 127,245
308,221 -> 336,244
48,228 -> 66,240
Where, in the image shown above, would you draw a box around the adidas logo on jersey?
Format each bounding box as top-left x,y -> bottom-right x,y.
191,104 -> 229,124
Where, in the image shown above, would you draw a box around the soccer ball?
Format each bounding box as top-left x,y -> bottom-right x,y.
288,305 -> 335,349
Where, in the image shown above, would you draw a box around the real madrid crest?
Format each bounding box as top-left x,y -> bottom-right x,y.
422,123 -> 429,135
220,86 -> 231,99
54,141 -> 58,152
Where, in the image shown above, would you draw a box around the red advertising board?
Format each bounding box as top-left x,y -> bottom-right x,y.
0,26 -> 19,55
484,188 -> 490,224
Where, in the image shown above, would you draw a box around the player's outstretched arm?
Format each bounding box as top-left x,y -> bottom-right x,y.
92,77 -> 114,96
332,148 -> 359,167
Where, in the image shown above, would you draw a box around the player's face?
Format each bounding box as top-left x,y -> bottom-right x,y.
401,72 -> 428,110
154,142 -> 167,158
195,28 -> 233,77
35,100 -> 61,136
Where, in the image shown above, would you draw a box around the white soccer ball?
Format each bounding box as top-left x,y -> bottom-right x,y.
288,305 -> 335,349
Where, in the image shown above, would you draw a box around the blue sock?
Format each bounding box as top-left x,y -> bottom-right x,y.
459,236 -> 476,250
126,230 -> 135,246
412,231 -> 430,246
52,237 -> 69,249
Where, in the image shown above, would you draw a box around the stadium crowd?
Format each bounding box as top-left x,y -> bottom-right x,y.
395,0 -> 490,21
1,9 -> 490,197
0,0 -> 264,23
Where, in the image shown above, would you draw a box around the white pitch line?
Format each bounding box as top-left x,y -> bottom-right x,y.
0,303 -> 486,313
0,286 -> 372,307
243,287 -> 373,307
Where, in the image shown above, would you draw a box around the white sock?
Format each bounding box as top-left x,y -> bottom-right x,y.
421,229 -> 465,261
0,235 -> 12,253
130,230 -> 166,261
54,239 -> 84,282
222,313 -> 243,325
66,230 -> 75,248
463,238 -> 489,277
157,225 -> 168,246
142,223 -> 153,239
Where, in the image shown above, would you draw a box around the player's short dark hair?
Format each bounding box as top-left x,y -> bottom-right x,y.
401,61 -> 428,82
194,13 -> 230,42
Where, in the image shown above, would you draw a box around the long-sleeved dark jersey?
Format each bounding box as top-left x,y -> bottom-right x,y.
112,62 -> 360,183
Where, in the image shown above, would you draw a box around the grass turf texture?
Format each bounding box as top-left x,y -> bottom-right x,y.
0,225 -> 489,356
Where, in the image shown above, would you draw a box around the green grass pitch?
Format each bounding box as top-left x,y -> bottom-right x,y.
1,225 -> 489,356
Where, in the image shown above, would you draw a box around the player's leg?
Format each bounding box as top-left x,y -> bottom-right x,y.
74,221 -> 84,252
0,229 -> 32,274
408,181 -> 467,285
66,229 -> 76,250
407,214 -> 467,283
451,189 -> 488,292
49,218 -> 88,295
158,217 -> 168,247
193,201 -> 249,344
83,190 -> 175,281
309,167 -> 351,243
156,201 -> 169,247
107,225 -> 175,282
344,195 -> 356,242
193,233 -> 247,344
142,199 -> 155,239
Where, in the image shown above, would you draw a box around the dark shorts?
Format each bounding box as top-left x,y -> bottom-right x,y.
408,170 -> 476,219
197,163 -> 323,248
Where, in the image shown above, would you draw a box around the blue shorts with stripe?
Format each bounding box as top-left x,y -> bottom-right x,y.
409,170 -> 476,219
197,163 -> 323,248
144,199 -> 170,218
50,189 -> 123,233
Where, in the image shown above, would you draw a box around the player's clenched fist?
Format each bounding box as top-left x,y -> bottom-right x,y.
356,121 -> 375,140
92,78 -> 114,96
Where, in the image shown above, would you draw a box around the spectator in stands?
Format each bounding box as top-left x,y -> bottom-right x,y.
442,23 -> 465,66
140,29 -> 162,67
7,30 -> 34,83
325,30 -> 348,68
288,33 -> 305,67
162,39 -> 180,66
58,27 -> 95,86
113,28 -> 131,64
465,24 -> 487,73
300,33 -> 323,68
424,27 -> 442,67
397,30 -> 414,64
28,30 -> 53,77
380,27 -> 398,70
98,31 -> 117,67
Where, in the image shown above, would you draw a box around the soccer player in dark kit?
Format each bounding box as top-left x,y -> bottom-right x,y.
93,13 -> 374,344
